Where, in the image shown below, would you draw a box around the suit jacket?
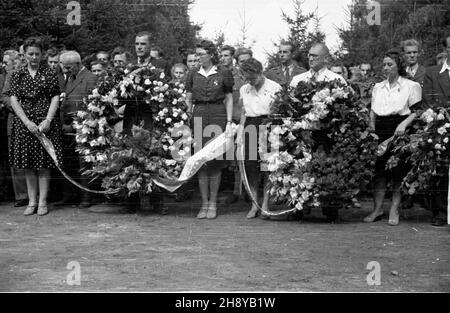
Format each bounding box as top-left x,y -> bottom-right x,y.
61,67 -> 98,124
1,72 -> 15,137
423,64 -> 450,108
264,62 -> 306,87
407,64 -> 426,86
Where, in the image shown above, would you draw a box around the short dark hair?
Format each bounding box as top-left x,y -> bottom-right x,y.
23,37 -> 44,53
234,47 -> 253,61
442,35 -> 450,48
279,41 -> 294,52
196,40 -> 219,65
136,31 -> 151,42
239,57 -> 263,75
384,48 -> 407,77
47,48 -> 59,58
90,60 -> 107,68
221,45 -> 236,56
151,45 -> 163,57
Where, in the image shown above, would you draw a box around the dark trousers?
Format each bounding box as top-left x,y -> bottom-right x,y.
122,104 -> 164,208
57,133 -> 91,203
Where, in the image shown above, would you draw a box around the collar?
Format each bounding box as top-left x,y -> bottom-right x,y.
439,59 -> 450,74
138,56 -> 151,65
198,65 -> 218,78
309,67 -> 327,77
381,76 -> 405,90
407,63 -> 419,71
282,63 -> 294,71
248,77 -> 268,94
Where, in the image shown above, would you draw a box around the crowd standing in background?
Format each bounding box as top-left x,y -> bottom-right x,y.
0,32 -> 448,226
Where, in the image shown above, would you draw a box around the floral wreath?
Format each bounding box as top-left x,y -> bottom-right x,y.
264,79 -> 378,213
74,65 -> 193,197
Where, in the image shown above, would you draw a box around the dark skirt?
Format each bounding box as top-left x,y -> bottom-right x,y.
9,106 -> 62,170
192,101 -> 228,169
375,114 -> 408,180
239,116 -> 268,172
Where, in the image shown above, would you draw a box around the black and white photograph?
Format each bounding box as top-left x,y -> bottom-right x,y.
0,0 -> 449,299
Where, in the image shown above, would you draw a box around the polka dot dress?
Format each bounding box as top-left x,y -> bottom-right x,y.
9,66 -> 63,170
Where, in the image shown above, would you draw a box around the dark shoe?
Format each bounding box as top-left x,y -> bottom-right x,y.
431,217 -> 446,227
226,194 -> 240,204
15,199 -> 29,207
157,206 -> 169,215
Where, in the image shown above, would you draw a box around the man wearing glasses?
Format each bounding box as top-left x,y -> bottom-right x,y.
290,43 -> 347,88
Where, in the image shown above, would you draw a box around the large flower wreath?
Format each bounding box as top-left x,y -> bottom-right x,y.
265,80 -> 378,213
387,107 -> 450,196
73,65 -> 192,196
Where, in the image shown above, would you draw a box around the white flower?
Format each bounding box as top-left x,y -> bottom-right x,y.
444,137 -> 449,144
427,139 -> 433,143
437,113 -> 445,120
438,127 -> 447,135
165,117 -> 172,124
435,144 -> 442,150
173,111 -> 179,118
181,113 -> 188,120
144,79 -> 151,85
160,73 -> 165,79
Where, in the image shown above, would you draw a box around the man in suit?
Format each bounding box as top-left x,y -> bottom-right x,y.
122,32 -> 169,214
265,41 -> 306,87
422,35 -> 450,226
1,49 -> 29,207
401,39 -> 427,86
57,50 -> 98,208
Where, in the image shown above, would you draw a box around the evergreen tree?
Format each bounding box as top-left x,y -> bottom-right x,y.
266,0 -> 326,69
0,0 -> 200,63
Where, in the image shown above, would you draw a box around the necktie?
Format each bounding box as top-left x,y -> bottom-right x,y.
311,71 -> 318,82
284,67 -> 290,83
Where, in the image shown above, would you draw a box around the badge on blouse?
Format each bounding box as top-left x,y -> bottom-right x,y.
213,80 -> 218,86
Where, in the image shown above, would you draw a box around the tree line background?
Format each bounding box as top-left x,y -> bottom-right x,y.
268,0 -> 450,71
0,0 -> 200,64
0,0 -> 449,70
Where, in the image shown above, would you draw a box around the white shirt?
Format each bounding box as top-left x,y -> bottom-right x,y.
290,67 -> 347,88
198,65 -> 218,78
240,78 -> 282,117
371,76 -> 422,116
439,59 -> 450,79
406,63 -> 419,78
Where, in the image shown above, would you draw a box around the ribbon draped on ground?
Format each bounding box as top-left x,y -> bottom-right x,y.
35,132 -> 119,195
152,129 -> 237,192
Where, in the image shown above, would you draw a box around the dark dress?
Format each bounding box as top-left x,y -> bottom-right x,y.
9,66 -> 62,169
185,66 -> 234,167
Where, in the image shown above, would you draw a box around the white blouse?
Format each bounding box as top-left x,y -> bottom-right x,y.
371,76 -> 422,116
240,78 -> 282,117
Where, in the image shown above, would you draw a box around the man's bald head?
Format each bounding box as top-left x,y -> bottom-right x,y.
308,43 -> 330,72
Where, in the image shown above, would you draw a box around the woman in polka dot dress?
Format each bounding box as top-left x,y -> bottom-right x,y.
9,37 -> 63,216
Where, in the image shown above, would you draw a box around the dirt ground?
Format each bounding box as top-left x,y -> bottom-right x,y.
0,195 -> 449,292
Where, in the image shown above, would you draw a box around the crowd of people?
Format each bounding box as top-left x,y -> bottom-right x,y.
0,31 -> 448,226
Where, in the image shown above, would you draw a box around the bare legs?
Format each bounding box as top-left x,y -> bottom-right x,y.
364,175 -> 402,225
197,166 -> 222,219
23,169 -> 51,216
